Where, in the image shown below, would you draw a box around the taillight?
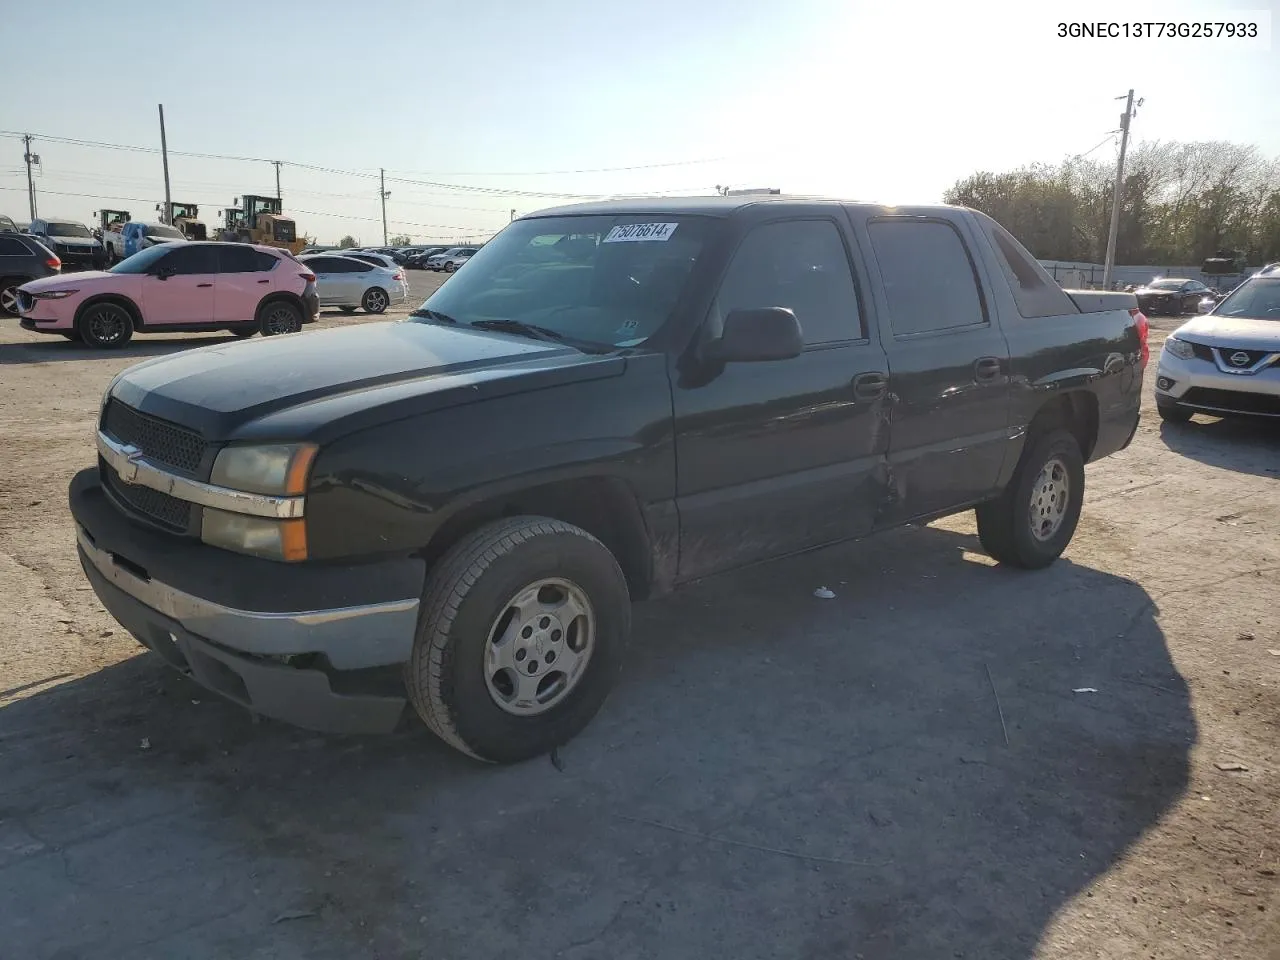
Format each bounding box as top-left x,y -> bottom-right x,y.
394,271 -> 405,281
299,272 -> 316,282
46,257 -> 61,270
1130,307 -> 1149,365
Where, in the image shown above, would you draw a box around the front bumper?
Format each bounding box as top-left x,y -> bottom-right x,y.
69,468 -> 426,733
1138,295 -> 1179,315
1155,349 -> 1280,417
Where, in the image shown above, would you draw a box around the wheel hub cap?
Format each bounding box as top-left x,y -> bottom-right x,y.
0,287 -> 16,312
484,578 -> 595,716
1029,457 -> 1069,541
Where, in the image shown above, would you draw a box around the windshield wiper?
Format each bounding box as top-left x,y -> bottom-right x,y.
409,307 -> 460,324
469,318 -> 567,343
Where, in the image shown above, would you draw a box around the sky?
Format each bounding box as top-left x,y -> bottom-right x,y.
2,0 -> 1277,245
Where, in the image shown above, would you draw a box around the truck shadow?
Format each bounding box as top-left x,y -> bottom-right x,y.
0,335 -> 243,365
0,524 -> 1190,960
1158,416 -> 1280,478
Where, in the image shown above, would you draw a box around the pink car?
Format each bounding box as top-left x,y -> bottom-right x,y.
16,242 -> 319,349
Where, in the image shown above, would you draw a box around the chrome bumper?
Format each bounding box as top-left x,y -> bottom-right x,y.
76,524 -> 420,670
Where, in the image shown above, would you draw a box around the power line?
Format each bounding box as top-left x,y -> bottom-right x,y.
385,157 -> 725,177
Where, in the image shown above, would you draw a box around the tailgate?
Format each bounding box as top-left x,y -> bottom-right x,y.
1065,290 -> 1139,314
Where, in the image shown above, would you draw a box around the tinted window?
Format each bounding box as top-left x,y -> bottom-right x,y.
713,219 -> 862,345
218,245 -> 263,273
146,224 -> 185,240
45,222 -> 92,238
109,243 -> 173,274
255,251 -> 280,270
0,236 -> 30,256
159,244 -> 217,275
867,219 -> 986,335
302,256 -> 339,272
979,215 -> 1077,318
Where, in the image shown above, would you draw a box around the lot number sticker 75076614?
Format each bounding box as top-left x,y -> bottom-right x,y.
602,222 -> 679,243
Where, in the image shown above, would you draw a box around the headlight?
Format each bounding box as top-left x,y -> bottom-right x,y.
1163,337 -> 1195,360
202,508 -> 307,561
32,289 -> 79,300
210,443 -> 317,496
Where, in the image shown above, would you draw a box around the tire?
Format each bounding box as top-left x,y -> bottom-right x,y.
444,261 -> 456,273
1156,395 -> 1193,423
362,287 -> 389,314
0,278 -> 23,317
76,301 -> 134,349
404,516 -> 631,764
975,429 -> 1084,570
258,299 -> 303,336
339,306 -> 357,314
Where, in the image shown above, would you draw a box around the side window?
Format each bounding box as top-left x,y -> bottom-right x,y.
979,215 -> 1077,319
255,251 -> 280,270
0,236 -> 28,256
217,245 -> 261,273
160,244 -> 217,275
304,257 -> 333,272
867,219 -> 986,336
713,219 -> 863,345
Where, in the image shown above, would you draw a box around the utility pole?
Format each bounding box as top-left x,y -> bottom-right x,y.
158,104 -> 172,226
379,168 -> 390,246
1102,89 -> 1139,289
274,161 -> 282,202
22,135 -> 38,220
510,208 -> 516,222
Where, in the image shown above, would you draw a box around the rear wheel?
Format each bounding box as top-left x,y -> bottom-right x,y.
976,429 -> 1084,569
362,287 -> 389,314
76,301 -> 134,350
258,300 -> 303,336
1156,395 -> 1193,423
404,516 -> 631,763
444,261 -> 457,273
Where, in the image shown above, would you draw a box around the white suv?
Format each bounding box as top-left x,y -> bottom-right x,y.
425,247 -> 478,273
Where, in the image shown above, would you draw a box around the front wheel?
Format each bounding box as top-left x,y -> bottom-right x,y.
404,516 -> 631,763
258,300 -> 303,336
76,301 -> 134,349
361,287 -> 389,314
975,429 -> 1084,569
444,261 -> 456,273
0,280 -> 21,317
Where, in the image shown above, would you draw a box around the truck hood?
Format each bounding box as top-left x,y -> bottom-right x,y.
1175,314 -> 1280,351
109,320 -> 624,442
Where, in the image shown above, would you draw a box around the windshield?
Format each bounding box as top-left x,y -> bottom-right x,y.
273,220 -> 297,242
146,224 -> 185,240
1146,280 -> 1185,291
1212,278 -> 1280,320
46,222 -> 92,238
413,215 -> 715,348
109,243 -> 173,274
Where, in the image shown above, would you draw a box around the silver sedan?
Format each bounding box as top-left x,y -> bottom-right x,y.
299,254 -> 409,314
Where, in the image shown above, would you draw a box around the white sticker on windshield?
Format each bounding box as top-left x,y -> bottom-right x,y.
602,222 -> 679,243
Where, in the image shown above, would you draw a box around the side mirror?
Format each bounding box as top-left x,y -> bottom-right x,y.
705,307 -> 803,363
153,264 -> 176,280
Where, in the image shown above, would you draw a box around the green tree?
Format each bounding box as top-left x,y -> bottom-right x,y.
389,234 -> 413,246
337,234 -> 358,248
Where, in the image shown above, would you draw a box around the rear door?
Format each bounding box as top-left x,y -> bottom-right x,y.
305,257 -> 343,304
216,245 -> 276,323
673,215 -> 890,582
140,244 -> 217,324
857,214 -> 1011,523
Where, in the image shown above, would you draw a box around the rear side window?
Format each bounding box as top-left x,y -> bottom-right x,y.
714,219 -> 863,345
0,236 -> 30,256
867,219 -> 986,336
218,245 -> 263,273
161,244 -> 217,275
254,251 -> 280,270
979,215 -> 1078,318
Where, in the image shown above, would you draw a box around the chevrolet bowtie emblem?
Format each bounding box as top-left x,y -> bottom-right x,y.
118,444 -> 143,484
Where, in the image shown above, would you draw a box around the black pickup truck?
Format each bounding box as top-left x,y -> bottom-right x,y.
68,197 -> 1148,762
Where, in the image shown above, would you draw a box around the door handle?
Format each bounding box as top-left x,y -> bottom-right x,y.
852,371 -> 888,400
257,279 -> 270,284
974,357 -> 1002,382
196,283 -> 213,288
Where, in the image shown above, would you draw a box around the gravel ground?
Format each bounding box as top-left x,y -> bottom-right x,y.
0,303 -> 1277,960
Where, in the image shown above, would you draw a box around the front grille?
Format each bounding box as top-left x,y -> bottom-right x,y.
1214,347 -> 1272,369
102,462 -> 192,531
102,399 -> 205,474
1189,342 -> 1215,362
1180,388 -> 1280,417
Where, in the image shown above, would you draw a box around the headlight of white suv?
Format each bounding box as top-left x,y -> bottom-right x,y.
1163,337 -> 1196,361
204,443 -> 317,561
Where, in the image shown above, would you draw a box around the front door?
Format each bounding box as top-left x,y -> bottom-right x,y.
140,244 -> 216,324
673,217 -> 890,583
860,215 -> 1011,523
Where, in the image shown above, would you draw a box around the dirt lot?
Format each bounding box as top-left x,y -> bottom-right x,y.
0,300 -> 1277,960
